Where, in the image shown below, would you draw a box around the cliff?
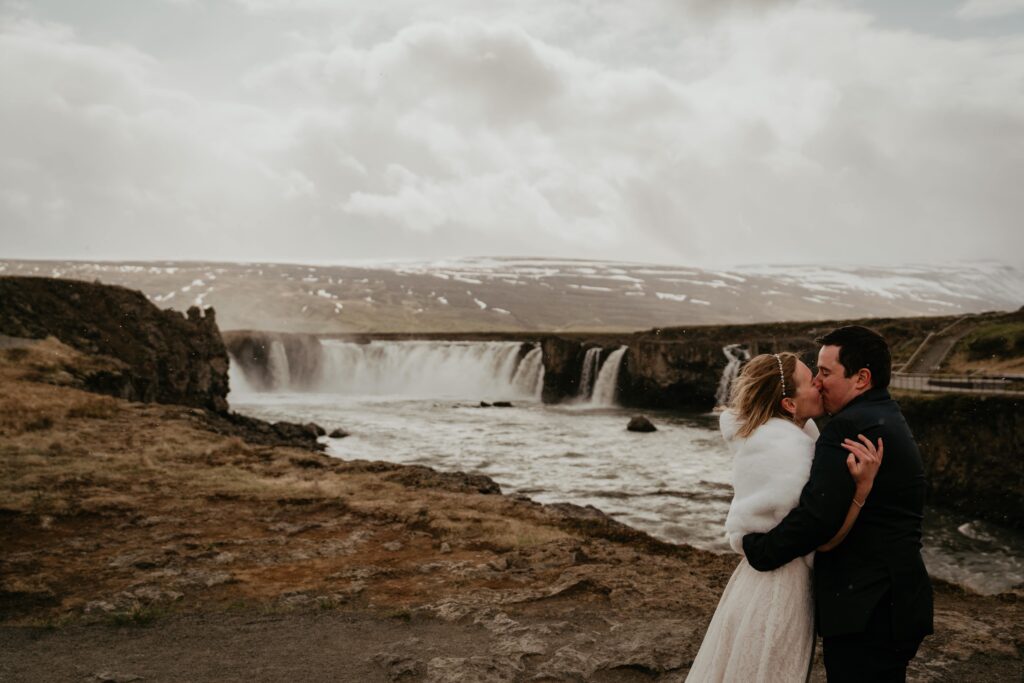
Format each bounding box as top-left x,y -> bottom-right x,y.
900,394 -> 1023,529
540,315 -> 956,410
0,276 -> 229,412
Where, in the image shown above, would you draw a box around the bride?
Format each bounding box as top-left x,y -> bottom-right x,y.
686,352 -> 882,682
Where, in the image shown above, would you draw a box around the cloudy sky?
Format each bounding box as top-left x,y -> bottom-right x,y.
1,0 -> 1022,267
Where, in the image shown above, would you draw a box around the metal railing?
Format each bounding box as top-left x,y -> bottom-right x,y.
890,372 -> 1024,396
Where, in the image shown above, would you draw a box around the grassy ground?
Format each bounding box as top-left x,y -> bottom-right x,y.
942,316 -> 1024,375
0,339 -> 1020,682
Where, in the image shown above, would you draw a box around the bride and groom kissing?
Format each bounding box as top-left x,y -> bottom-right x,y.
688,326 -> 933,682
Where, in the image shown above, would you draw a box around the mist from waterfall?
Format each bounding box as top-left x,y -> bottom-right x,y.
591,346 -> 627,406
228,358 -> 255,394
232,340 -> 544,400
715,344 -> 751,407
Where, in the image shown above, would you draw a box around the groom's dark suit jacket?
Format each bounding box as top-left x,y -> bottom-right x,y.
742,387 -> 934,641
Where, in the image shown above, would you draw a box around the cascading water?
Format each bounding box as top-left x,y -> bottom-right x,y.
715,344 -> 751,407
511,346 -> 545,399
228,359 -> 254,395
231,340 -> 545,400
577,347 -> 603,400
267,340 -> 292,390
591,346 -> 628,406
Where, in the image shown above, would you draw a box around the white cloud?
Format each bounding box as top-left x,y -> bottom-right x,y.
0,2 -> 1021,267
957,0 -> 1024,19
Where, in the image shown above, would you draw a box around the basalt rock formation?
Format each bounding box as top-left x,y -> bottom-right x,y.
618,337 -> 727,411
900,394 -> 1023,529
539,337 -> 586,402
0,276 -> 229,412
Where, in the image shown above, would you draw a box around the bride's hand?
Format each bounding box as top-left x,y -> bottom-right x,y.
843,434 -> 883,490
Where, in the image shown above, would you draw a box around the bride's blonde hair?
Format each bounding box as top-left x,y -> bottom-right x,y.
729,352 -> 798,438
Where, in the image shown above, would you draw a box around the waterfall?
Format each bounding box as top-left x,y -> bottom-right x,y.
511,346 -> 545,399
591,346 -> 628,406
267,340 -> 292,390
577,347 -> 603,399
228,357 -> 255,396
232,340 -> 545,400
715,344 -> 751,407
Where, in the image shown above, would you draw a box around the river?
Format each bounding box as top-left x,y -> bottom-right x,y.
230,385 -> 1024,596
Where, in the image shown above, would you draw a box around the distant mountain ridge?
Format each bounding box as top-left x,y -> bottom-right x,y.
0,258 -> 1019,333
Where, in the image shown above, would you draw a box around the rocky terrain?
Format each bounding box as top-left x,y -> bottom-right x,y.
0,276 -> 229,412
0,335 -> 1021,681
901,394 -> 1023,530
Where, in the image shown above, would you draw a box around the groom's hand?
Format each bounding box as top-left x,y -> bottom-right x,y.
742,532 -> 773,571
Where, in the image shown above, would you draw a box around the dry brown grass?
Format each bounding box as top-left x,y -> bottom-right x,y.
0,340 -> 585,627
942,350 -> 1024,375
66,397 -> 120,419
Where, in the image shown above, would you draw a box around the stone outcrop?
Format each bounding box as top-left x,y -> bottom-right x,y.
900,394 -> 1023,529
539,337 -> 586,402
0,276 -> 229,412
618,337 -> 727,411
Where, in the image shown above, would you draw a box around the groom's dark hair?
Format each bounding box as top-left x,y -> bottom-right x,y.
815,325 -> 891,389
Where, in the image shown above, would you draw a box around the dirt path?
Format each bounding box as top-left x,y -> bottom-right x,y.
2,594 -> 1020,683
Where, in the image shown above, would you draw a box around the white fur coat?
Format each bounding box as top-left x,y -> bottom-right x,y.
720,410 -> 818,566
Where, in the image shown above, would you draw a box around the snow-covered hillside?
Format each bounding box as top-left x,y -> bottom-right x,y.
1,258 -> 1020,333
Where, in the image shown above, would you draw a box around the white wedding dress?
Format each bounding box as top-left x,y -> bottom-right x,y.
686,411 -> 818,682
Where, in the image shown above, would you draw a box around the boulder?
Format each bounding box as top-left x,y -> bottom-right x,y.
272,421 -> 325,442
627,415 -> 657,432
329,428 -> 350,439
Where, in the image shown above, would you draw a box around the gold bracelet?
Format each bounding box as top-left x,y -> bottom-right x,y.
853,497 -> 865,508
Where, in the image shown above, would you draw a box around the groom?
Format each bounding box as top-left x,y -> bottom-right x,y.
743,326 -> 933,682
